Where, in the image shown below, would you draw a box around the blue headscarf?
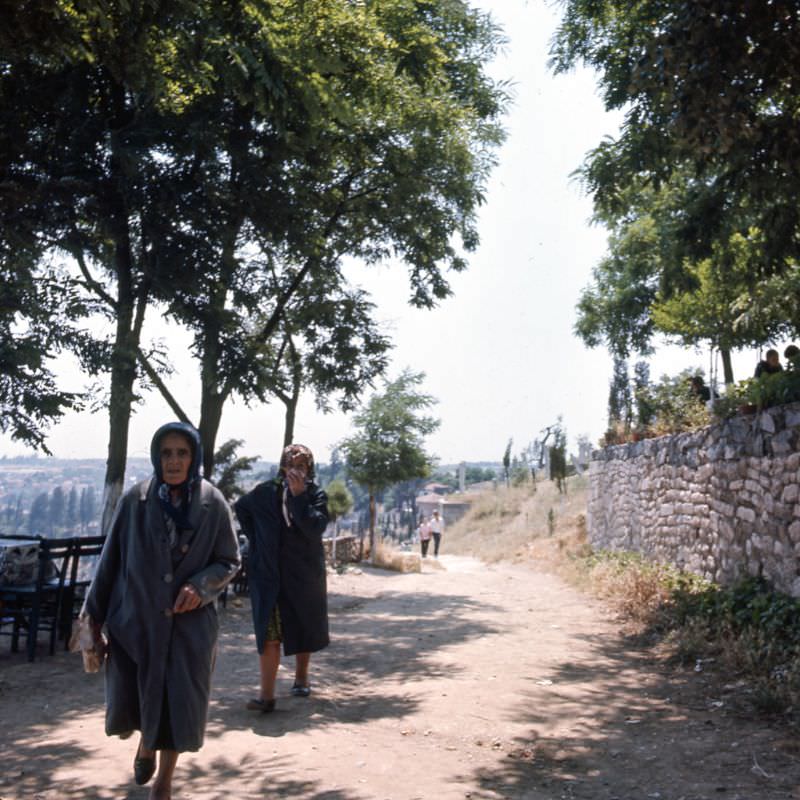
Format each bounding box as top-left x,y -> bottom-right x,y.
150,422 -> 203,532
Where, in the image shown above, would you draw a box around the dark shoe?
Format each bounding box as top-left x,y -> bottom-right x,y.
246,697 -> 276,713
133,751 -> 156,786
291,683 -> 311,697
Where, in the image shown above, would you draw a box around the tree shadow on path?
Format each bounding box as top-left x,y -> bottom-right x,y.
466,628 -> 800,800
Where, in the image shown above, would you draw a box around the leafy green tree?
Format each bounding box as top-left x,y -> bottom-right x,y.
547,420 -> 568,495
557,4 -> 800,378
510,454 -> 529,487
326,480 -> 354,524
574,172 -> 790,381
28,491 -> 49,535
0,267 -> 87,452
650,232 -> 783,384
142,0 -> 507,476
316,448 -> 346,488
66,485 -> 80,531
607,357 -> 632,436
575,210 -> 659,359
326,477 -> 354,565
340,370 -> 439,559
551,0 -> 800,275
212,440 -> 259,502
79,485 -> 97,533
3,1 -> 506,533
632,361 -> 655,433
1,1 -> 242,530
271,285 -> 392,448
465,466 -> 496,484
49,486 -> 66,534
502,438 -> 513,487
391,476 -> 429,538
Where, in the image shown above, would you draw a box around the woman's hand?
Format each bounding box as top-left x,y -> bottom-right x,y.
88,617 -> 108,671
173,583 -> 202,613
286,467 -> 307,496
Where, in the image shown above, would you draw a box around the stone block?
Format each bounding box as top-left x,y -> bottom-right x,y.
783,484 -> 799,504
760,411 -> 777,433
786,410 -> 800,429
789,520 -> 800,543
771,430 -> 796,455
736,506 -> 756,523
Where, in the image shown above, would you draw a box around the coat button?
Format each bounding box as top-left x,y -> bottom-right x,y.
164,573 -> 173,583
164,608 -> 173,617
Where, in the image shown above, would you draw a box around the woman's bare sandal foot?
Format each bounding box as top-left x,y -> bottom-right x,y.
148,782 -> 171,800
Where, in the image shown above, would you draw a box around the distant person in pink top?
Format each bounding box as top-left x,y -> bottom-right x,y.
417,515 -> 432,558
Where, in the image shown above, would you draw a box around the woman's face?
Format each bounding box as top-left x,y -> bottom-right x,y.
160,432 -> 193,486
283,447 -> 312,480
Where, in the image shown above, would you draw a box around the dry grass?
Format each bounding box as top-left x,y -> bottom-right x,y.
445,474 -> 590,564
371,537 -> 422,573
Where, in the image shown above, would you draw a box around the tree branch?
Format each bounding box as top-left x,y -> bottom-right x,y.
71,246 -> 118,311
136,348 -> 193,425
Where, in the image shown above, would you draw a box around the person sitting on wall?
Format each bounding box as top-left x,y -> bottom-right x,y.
784,345 -> 800,370
754,349 -> 783,379
689,375 -> 711,403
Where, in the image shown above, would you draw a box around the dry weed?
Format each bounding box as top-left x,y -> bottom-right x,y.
445,475 -> 589,564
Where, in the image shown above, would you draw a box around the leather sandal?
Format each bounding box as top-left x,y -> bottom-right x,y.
246,697 -> 276,713
291,683 -> 311,697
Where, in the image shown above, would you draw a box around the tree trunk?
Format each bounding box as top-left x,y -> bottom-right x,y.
282,396 -> 298,448
100,295 -> 141,535
368,492 -> 376,564
280,336 -> 302,447
720,348 -> 735,385
199,389 -> 226,479
99,81 -> 148,536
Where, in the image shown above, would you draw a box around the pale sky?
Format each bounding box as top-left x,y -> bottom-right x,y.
1,0 -> 774,467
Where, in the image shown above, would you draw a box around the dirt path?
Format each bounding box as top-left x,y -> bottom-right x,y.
2,556 -> 800,800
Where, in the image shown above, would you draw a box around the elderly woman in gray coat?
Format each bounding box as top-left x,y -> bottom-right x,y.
85,422 -> 240,800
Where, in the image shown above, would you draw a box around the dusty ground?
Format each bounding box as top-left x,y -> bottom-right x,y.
2,555 -> 800,800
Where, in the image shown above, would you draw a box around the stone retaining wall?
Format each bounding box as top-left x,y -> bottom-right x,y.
323,534 -> 362,564
588,402 -> 800,595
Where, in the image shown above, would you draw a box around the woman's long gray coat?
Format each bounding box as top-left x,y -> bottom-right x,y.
85,478 -> 240,752
234,479 -> 329,656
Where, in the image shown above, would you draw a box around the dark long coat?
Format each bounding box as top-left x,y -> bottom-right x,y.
85,478 -> 240,752
234,479 -> 329,656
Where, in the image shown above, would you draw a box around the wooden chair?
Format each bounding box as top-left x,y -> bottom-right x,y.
0,536 -> 74,661
60,535 -> 105,646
